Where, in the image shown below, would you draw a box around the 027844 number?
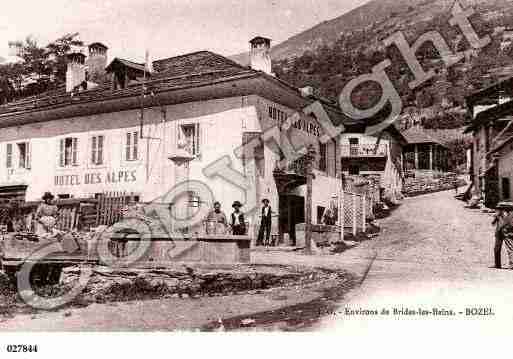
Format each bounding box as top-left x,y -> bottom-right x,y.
6,345 -> 38,353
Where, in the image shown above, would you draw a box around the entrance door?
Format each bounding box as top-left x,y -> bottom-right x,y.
279,195 -> 305,246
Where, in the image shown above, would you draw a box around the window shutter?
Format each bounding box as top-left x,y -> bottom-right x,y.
98,135 -> 104,165
91,136 -> 97,165
72,137 -> 78,166
133,132 -> 138,160
59,139 -> 65,167
177,124 -> 182,148
195,123 -> 200,155
6,143 -> 12,168
126,132 -> 131,161
26,142 -> 31,169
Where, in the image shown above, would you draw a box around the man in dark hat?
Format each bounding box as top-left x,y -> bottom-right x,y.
496,201 -> 513,269
230,201 -> 246,235
492,203 -> 506,269
257,198 -> 273,246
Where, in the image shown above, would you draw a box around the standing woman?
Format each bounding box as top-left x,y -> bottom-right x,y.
35,192 -> 59,236
230,201 -> 246,235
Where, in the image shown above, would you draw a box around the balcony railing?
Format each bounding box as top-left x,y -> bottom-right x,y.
274,157 -> 308,176
341,144 -> 388,158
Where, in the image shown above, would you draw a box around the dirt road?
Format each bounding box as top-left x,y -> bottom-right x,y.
319,190 -> 513,333
2,190 -> 509,332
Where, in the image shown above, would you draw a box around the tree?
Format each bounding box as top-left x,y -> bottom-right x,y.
0,33 -> 83,102
45,33 -> 84,82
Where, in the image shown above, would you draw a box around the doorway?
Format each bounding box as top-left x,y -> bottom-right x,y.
279,194 -> 305,246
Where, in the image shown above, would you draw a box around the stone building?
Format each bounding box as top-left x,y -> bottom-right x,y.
339,125 -> 407,200
465,77 -> 513,207
0,37 -> 348,242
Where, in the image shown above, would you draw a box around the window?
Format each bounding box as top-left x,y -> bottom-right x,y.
349,137 -> 359,156
349,165 -> 360,175
181,124 -> 200,156
125,132 -> 139,161
6,143 -> 12,168
17,142 -> 30,169
317,206 -> 326,224
91,135 -> 104,165
59,137 -> 78,167
503,178 -> 511,200
189,192 -> 201,208
319,142 -> 327,172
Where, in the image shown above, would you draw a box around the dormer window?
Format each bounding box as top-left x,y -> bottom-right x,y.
106,58 -> 148,90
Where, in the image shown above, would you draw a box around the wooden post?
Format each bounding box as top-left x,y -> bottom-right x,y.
338,172 -> 344,242
429,144 -> 433,171
362,194 -> 367,233
352,193 -> 357,236
414,144 -> 419,170
304,145 -> 316,255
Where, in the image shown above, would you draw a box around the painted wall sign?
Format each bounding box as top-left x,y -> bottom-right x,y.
54,170 -> 137,186
291,117 -> 321,137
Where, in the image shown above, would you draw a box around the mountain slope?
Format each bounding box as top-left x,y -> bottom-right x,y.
232,0 -> 451,64
232,0 -> 512,64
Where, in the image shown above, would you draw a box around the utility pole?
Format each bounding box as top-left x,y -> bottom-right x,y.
304,145 -> 316,255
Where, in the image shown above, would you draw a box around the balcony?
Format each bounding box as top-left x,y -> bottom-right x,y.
273,157 -> 308,193
341,144 -> 388,158
274,157 -> 308,176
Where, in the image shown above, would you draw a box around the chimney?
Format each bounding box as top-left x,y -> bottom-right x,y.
249,36 -> 272,75
86,42 -> 108,83
8,41 -> 23,57
66,52 -> 87,93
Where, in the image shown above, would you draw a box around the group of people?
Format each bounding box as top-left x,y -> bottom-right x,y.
207,200 -> 247,235
492,201 -> 513,269
207,198 -> 274,245
34,192 -> 276,244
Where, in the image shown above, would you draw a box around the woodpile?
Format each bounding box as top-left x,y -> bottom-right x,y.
403,173 -> 466,197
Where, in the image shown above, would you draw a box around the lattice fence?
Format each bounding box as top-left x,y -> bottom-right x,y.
340,191 -> 373,235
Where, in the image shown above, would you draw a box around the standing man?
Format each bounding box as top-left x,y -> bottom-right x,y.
230,201 -> 246,235
492,203 -> 506,269
208,201 -> 227,225
497,202 -> 513,270
207,201 -> 228,234
257,198 -> 272,246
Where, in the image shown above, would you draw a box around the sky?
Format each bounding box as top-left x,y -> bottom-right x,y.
0,0 -> 370,63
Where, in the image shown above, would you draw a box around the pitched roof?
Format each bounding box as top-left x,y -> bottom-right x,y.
152,51 -> 247,78
0,50 -> 360,131
464,99 -> 513,133
0,51 -> 254,116
401,126 -> 447,147
105,57 -> 146,73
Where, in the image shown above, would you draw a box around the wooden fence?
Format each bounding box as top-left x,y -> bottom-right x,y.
94,191 -> 133,227
1,192 -> 137,233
